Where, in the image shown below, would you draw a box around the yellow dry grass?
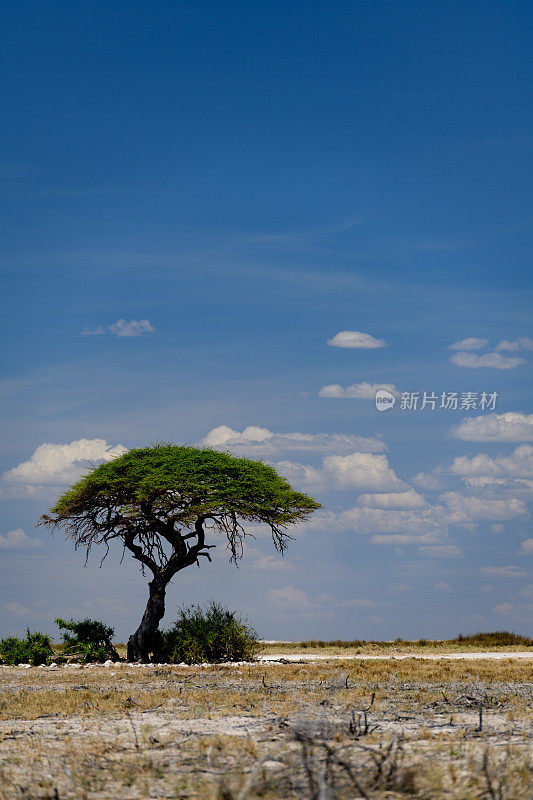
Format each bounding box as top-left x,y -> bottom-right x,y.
0,659 -> 531,799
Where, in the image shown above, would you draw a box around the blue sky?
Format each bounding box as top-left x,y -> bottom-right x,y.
1,0 -> 532,642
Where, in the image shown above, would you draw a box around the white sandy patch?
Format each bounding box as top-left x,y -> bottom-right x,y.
259,651 -> 533,661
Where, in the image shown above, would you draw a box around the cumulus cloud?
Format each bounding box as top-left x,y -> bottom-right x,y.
412,471 -> 443,490
450,352 -> 525,369
519,538 -> 533,554
452,413 -> 533,442
0,528 -> 43,549
3,438 -> 127,488
451,445 -> 533,479
479,566 -> 526,578
275,451 -> 406,494
449,337 -> 488,351
434,581 -> 452,591
357,489 -> 427,509
437,492 -> 527,523
323,452 -> 406,491
319,382 -> 399,399
327,331 -> 386,349
495,337 -> 533,352
276,461 -> 325,491
83,319 -> 155,337
199,425 -> 386,457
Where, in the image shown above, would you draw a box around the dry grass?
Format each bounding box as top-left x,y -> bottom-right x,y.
0,658 -> 531,798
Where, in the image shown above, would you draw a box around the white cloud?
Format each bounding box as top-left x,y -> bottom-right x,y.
437,492 -> 527,523
200,425 -> 386,457
450,352 -> 525,369
252,554 -> 294,571
449,337 -> 488,351
82,319 -> 155,337
519,539 -> 533,554
3,438 -> 127,488
323,452 -> 406,491
357,489 -> 427,509
412,471 -> 442,490
327,331 -> 386,349
479,566 -> 526,578
319,382 -> 398,399
109,319 -> 155,337
3,601 -> 29,616
419,545 -> 464,558
452,413 -> 533,442
0,528 -> 43,549
451,444 -> 533,478
276,461 -> 325,491
434,581 -> 452,591
495,337 -> 533,352
268,585 -> 315,609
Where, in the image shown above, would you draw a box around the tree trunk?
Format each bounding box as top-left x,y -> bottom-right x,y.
127,578 -> 167,662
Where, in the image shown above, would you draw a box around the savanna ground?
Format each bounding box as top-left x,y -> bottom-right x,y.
0,644 -> 532,800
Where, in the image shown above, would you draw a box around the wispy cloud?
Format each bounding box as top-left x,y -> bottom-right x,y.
319,382 -> 398,399
479,565 -> 526,578
82,319 -> 155,337
449,337 -> 488,350
247,216 -> 362,243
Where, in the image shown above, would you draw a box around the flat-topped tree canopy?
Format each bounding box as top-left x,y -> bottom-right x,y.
39,444 -> 321,662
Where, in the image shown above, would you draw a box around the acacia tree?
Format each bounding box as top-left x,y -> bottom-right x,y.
39,444 -> 321,662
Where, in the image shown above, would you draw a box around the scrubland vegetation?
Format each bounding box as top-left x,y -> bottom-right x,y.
0,656 -> 531,798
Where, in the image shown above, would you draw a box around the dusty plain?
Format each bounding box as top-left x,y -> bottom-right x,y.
0,646 -> 532,799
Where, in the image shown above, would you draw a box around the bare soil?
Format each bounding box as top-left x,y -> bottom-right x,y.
0,657 -> 531,799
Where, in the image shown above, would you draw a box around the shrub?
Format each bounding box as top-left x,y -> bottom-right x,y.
155,602 -> 259,664
451,631 -> 533,647
0,629 -> 53,665
55,617 -> 120,663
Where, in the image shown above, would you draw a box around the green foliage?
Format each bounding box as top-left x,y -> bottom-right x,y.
55,617 -> 119,663
44,444 -> 321,530
0,629 -> 53,665
155,602 -> 259,664
453,631 -> 533,647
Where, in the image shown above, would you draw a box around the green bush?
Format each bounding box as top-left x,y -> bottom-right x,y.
453,631 -> 533,647
55,617 -> 120,663
155,602 -> 259,664
0,629 -> 53,665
